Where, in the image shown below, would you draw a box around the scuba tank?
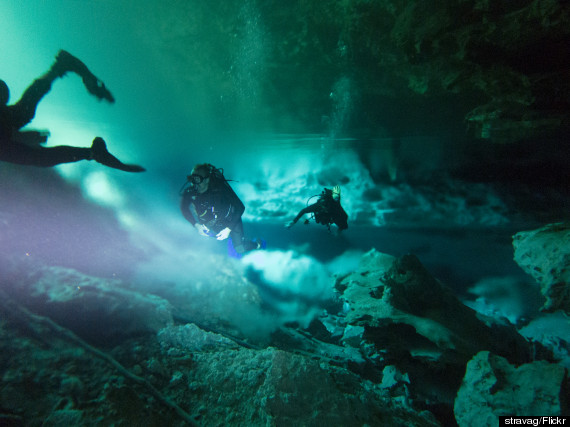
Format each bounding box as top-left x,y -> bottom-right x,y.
305,188 -> 334,229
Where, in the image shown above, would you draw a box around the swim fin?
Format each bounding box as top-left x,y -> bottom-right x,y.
54,50 -> 115,103
91,137 -> 145,173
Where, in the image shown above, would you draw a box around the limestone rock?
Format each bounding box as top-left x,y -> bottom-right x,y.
13,265 -> 174,344
518,312 -> 570,368
336,249 -> 534,416
157,323 -> 240,354
339,249 -> 531,363
513,222 -> 570,314
0,301 -> 441,427
182,345 -> 439,426
341,324 -> 366,348
454,351 -> 568,427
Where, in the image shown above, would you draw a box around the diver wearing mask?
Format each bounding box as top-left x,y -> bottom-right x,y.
286,185 -> 348,233
180,163 -> 260,255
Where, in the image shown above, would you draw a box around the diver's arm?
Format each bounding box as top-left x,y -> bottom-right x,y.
180,194 -> 211,236
294,204 -> 319,223
286,204 -> 318,228
180,191 -> 197,226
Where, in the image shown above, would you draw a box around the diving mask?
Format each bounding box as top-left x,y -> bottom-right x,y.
189,174 -> 208,184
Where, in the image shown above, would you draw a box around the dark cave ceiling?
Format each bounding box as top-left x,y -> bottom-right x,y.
135,0 -> 570,144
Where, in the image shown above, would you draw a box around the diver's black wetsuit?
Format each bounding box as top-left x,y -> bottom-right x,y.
0,73 -> 94,166
180,176 -> 257,253
0,50 -> 144,172
291,189 -> 348,230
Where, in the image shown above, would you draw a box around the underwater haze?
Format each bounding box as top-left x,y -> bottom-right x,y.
0,0 -> 563,340
1,1 -> 570,424
1,0 -> 562,329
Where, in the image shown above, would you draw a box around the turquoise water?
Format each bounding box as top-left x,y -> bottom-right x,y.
0,1 -> 560,330
4,3 -> 569,424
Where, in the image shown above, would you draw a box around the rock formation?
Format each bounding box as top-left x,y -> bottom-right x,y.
334,249 -> 535,417
454,351 -> 568,427
513,222 -> 570,314
0,257 -> 440,426
0,246 -> 565,425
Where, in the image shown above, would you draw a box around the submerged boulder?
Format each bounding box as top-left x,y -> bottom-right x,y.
335,249 -> 534,414
454,351 -> 568,427
518,312 -> 570,369
160,325 -> 440,427
5,263 -> 173,345
338,249 -> 531,363
513,222 -> 570,314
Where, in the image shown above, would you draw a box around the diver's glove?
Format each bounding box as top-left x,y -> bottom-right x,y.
195,223 -> 210,237
332,185 -> 341,201
285,220 -> 296,229
216,227 -> 231,241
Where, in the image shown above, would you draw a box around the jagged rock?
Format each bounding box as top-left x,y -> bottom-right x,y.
339,249 -> 530,363
454,351 -> 568,427
341,324 -> 365,348
519,312 -> 570,368
157,323 -> 240,355
176,342 -> 439,426
7,265 -> 174,345
270,326 -> 366,366
336,249 -> 534,415
0,299 -> 175,426
380,364 -> 412,406
0,296 -> 441,426
513,222 -> 570,314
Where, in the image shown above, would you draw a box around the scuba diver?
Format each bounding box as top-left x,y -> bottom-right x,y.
180,163 -> 262,255
286,185 -> 348,232
0,50 -> 145,172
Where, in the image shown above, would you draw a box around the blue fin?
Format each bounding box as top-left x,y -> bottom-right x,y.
227,238 -> 266,259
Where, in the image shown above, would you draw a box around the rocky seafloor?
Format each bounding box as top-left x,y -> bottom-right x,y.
0,222 -> 568,426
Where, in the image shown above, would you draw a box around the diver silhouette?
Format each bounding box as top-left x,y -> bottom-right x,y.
0,50 -> 145,172
180,163 -> 262,255
286,185 -> 348,232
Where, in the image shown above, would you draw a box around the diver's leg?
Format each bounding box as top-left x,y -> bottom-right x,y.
2,137 -> 145,171
1,142 -> 91,167
13,50 -> 114,124
90,137 -> 145,172
10,50 -> 114,127
11,69 -> 60,128
53,50 -> 114,103
229,221 -> 246,254
229,220 -> 260,254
